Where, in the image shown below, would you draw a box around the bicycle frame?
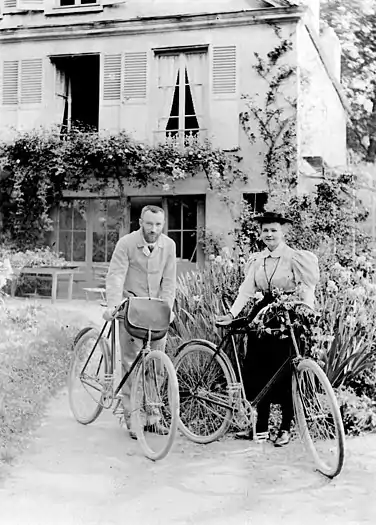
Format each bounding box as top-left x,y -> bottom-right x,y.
184,308 -> 304,414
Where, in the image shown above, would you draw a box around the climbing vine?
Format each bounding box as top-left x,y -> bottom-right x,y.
0,128 -> 246,247
240,37 -> 297,193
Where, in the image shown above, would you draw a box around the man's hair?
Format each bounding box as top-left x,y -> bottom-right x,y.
140,205 -> 165,219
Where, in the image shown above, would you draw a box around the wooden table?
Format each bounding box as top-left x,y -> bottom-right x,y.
10,266 -> 80,303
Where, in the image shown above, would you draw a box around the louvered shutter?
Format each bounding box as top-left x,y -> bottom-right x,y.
211,45 -> 239,149
2,60 -> 19,106
213,46 -> 236,95
103,54 -> 121,101
123,52 -> 147,100
20,59 -> 43,104
3,0 -> 17,11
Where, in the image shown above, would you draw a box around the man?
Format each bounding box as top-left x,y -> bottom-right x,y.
103,205 -> 177,437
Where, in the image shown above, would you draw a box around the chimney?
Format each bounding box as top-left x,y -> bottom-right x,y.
303,0 -> 320,33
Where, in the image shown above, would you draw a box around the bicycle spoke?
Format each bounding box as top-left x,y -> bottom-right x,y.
175,344 -> 234,443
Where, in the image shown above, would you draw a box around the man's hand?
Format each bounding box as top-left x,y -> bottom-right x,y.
215,313 -> 234,326
103,307 -> 116,321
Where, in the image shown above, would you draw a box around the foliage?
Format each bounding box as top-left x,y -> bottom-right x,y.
240,38 -> 297,189
0,128 -> 245,247
0,301 -> 86,462
313,258 -> 376,390
0,245 -> 67,269
337,386 -> 376,436
321,0 -> 376,161
263,168 -> 371,262
167,251 -> 251,356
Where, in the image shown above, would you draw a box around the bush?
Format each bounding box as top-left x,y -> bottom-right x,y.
337,386 -> 376,436
0,301 -> 89,462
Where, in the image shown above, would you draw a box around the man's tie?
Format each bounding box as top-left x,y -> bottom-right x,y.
148,245 -> 154,253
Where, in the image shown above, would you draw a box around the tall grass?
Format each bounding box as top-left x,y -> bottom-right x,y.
0,300 -> 88,463
167,254 -> 248,356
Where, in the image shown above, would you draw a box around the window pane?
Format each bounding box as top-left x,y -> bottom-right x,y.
93,232 -> 105,263
60,0 -> 74,5
107,200 -> 123,230
182,200 -> 197,229
167,198 -> 181,230
183,231 -> 197,262
107,231 -> 119,261
243,193 -> 268,213
59,205 -> 72,230
168,231 -> 181,258
72,232 -> 86,261
72,202 -> 87,230
59,231 -> 72,261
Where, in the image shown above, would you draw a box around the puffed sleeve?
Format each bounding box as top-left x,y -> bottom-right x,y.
291,250 -> 320,309
229,254 -> 259,318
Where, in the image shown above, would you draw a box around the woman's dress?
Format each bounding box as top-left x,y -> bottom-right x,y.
229,242 -> 320,432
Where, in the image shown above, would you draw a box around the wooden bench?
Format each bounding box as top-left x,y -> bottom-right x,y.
82,265 -> 108,302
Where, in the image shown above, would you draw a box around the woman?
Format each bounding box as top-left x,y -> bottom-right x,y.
216,211 -> 319,446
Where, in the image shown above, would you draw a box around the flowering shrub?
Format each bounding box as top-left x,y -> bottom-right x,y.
0,128 -> 244,247
0,258 -> 13,299
0,246 -> 67,270
314,256 -> 376,389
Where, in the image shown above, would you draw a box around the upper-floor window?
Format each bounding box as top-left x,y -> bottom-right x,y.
59,0 -> 97,5
154,48 -> 208,148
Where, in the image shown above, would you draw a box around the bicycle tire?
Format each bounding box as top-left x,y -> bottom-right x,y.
130,350 -> 179,461
68,327 -> 110,425
174,343 -> 236,444
292,358 -> 345,478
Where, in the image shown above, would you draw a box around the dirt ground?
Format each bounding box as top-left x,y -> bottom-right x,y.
0,299 -> 375,525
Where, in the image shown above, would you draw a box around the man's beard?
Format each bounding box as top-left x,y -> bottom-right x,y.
142,226 -> 161,244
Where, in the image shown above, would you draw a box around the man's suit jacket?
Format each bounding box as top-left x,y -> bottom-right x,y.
105,229 -> 176,309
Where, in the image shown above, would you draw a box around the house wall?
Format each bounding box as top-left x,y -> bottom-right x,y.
297,20 -> 347,181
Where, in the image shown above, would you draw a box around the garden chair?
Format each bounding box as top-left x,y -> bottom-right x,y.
82,264 -> 108,302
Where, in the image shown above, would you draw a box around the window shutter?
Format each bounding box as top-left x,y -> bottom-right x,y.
2,60 -> 19,106
211,45 -> 238,149
18,0 -> 44,11
103,54 -> 121,101
3,0 -> 17,10
212,45 -> 236,95
20,59 -> 43,104
123,52 -> 147,100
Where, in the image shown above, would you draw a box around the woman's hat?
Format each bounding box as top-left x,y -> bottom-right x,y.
253,211 -> 293,225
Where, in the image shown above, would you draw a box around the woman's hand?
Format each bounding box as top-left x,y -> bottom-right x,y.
215,313 -> 234,326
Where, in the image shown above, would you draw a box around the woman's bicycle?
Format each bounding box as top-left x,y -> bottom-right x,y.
174,298 -> 345,478
68,297 -> 180,461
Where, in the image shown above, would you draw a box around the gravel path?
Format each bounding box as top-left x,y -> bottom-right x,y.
1,299 -> 375,525
0,388 -> 375,525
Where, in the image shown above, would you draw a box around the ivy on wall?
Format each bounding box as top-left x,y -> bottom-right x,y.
0,129 -> 246,247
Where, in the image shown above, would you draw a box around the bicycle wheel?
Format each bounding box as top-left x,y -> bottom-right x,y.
174,343 -> 236,444
130,350 -> 179,461
292,358 -> 345,478
68,327 -> 110,425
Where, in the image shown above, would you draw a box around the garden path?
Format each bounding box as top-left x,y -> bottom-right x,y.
0,299 -> 375,525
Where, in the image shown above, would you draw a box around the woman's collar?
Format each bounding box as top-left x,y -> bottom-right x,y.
264,242 -> 287,258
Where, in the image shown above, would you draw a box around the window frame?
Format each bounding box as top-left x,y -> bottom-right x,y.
153,46 -> 209,147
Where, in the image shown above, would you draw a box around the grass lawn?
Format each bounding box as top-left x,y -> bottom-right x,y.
0,299 -> 96,464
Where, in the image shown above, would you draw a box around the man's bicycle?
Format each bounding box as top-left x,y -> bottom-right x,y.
174,299 -> 345,478
68,297 -> 180,461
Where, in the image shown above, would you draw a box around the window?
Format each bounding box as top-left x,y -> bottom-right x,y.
59,0 -> 97,6
56,200 -> 87,262
92,199 -> 123,263
243,193 -> 268,214
129,195 -> 203,263
155,48 -> 207,147
51,54 -> 100,132
167,197 -> 198,262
